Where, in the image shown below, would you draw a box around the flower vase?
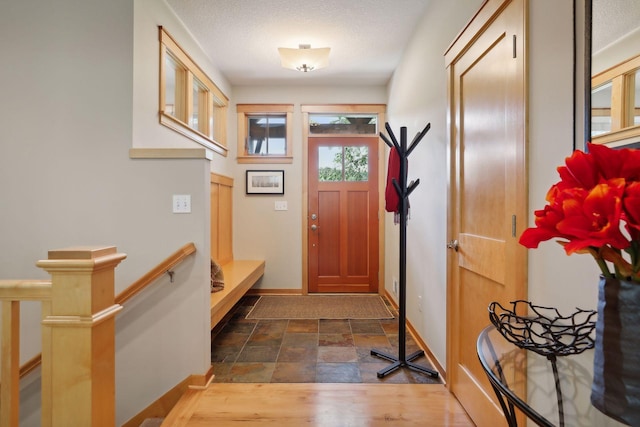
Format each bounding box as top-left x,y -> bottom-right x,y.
591,276 -> 640,426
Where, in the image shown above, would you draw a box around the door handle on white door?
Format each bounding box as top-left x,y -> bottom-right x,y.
447,240 -> 459,251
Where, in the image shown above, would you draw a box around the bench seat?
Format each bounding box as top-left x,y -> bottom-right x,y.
210,260 -> 265,329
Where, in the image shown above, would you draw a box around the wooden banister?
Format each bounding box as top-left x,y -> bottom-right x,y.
0,280 -> 52,426
18,354 -> 42,379
2,301 -> 20,427
115,242 -> 196,305
38,246 -> 127,427
0,280 -> 51,301
9,243 -> 197,388
0,247 -> 126,427
1,244 -> 194,426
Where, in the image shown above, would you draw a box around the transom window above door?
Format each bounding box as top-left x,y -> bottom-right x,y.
237,104 -> 293,164
309,113 -> 378,135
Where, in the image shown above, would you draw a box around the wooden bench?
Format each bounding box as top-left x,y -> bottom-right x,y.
210,260 -> 265,329
210,173 -> 265,329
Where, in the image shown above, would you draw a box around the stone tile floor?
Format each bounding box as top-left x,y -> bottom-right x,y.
210,295 -> 441,384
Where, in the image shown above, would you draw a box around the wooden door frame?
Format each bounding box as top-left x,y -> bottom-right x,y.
445,0 -> 528,423
446,0 -> 512,383
301,104 -> 386,295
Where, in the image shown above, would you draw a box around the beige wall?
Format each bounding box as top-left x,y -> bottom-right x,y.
385,0 -> 484,372
1,0 -> 219,425
526,1 -> 624,425
1,0 -> 625,425
231,86 -> 387,290
388,2 -> 622,424
133,0 -> 233,176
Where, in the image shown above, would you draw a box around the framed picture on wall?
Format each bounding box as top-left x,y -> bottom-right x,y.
246,170 -> 285,195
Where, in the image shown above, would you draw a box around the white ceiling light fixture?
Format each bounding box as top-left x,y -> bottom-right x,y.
278,44 -> 330,72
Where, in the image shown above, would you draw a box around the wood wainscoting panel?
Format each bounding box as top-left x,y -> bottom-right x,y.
210,173 -> 233,264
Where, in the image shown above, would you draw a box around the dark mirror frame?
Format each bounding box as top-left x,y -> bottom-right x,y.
584,0 -> 592,148
582,0 -> 640,151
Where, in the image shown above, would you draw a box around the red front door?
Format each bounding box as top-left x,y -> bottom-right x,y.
308,137 -> 379,293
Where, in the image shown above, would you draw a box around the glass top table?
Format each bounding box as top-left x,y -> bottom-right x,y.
476,325 -> 625,427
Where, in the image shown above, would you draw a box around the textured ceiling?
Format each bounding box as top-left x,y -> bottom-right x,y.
165,0 -> 431,86
592,0 -> 640,53
165,1 -> 640,86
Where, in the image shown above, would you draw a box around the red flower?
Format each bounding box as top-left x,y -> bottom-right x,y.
557,181 -> 628,254
520,143 -> 640,282
589,143 -> 640,182
624,181 -> 640,241
519,185 -> 577,248
556,149 -> 599,190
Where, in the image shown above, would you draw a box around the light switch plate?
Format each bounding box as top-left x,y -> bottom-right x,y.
173,195 -> 191,213
274,201 -> 288,211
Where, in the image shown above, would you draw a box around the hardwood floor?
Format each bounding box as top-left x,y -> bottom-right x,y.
162,296 -> 476,426
163,383 -> 474,426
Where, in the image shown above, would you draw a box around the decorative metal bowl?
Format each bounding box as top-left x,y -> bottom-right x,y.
488,300 -> 597,359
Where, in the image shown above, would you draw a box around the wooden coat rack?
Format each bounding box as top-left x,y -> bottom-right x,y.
371,122 -> 439,379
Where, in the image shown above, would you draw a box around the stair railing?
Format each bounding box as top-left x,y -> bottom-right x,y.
0,243 -> 196,427
115,242 -> 196,305
0,246 -> 126,427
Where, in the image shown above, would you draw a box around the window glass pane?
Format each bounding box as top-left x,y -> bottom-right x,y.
160,28 -> 229,151
309,114 -> 377,134
247,115 -> 286,155
592,81 -> 612,136
318,146 -> 342,181
634,70 -> 640,126
189,78 -> 204,130
210,107 -> 216,138
247,116 -> 264,154
268,137 -> 286,155
164,55 -> 178,117
265,116 -> 286,155
344,146 -> 369,181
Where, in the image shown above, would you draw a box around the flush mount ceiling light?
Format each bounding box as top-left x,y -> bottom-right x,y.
278,44 -> 330,72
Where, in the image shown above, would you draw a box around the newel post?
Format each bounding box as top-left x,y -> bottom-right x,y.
37,246 -> 126,427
